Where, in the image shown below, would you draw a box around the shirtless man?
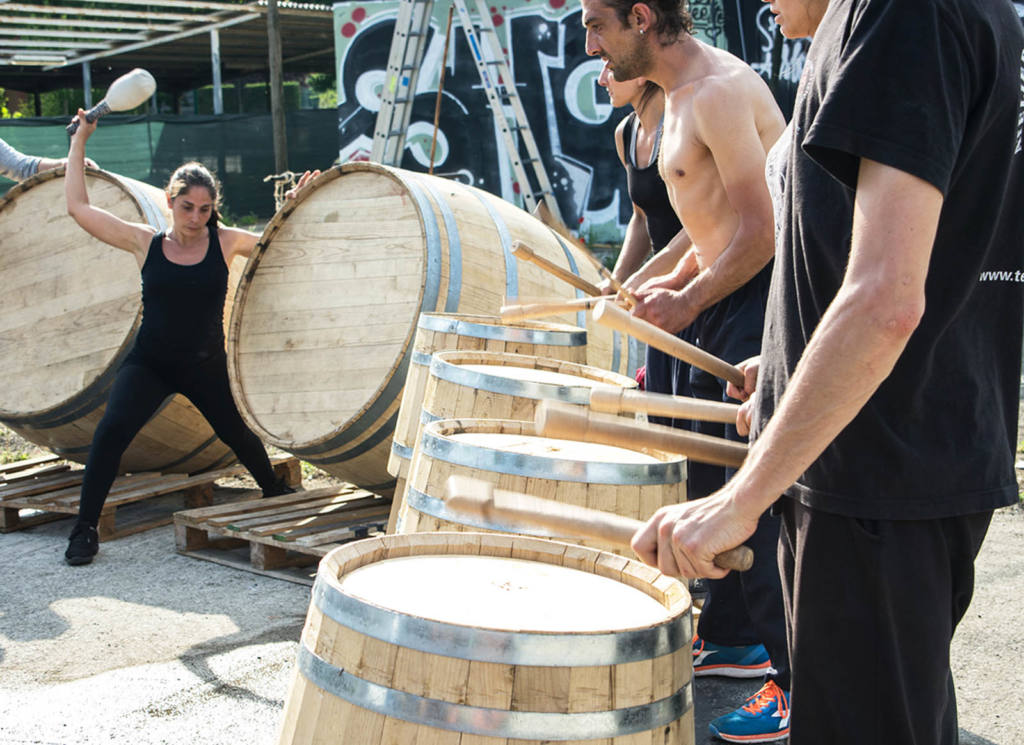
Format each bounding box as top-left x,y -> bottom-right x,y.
583,2 -> 791,741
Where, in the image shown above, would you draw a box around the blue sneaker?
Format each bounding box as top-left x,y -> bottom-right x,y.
709,680 -> 790,742
693,636 -> 772,678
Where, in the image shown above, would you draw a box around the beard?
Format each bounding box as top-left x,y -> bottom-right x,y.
606,36 -> 652,83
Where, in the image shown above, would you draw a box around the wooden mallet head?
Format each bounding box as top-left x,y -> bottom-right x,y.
67,68 -> 156,135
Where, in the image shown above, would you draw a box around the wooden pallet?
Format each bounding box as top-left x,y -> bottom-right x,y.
174,485 -> 391,585
0,455 -> 301,539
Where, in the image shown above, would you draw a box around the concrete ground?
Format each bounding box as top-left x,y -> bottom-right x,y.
0,497 -> 1020,745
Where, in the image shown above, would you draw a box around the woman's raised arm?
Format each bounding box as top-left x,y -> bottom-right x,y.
65,109 -> 153,262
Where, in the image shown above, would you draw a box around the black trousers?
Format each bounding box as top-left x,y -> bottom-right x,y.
779,498 -> 991,745
76,349 -> 278,527
673,266 -> 790,689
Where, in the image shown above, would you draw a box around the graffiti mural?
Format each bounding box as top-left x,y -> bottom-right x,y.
331,0 -> 795,242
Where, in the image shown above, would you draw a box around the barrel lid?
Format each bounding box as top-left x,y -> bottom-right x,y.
0,169 -> 164,420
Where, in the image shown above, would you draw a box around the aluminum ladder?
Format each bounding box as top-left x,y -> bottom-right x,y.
451,0 -> 563,223
372,0 -> 437,165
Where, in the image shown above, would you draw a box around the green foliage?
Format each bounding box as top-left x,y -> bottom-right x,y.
193,82 -> 301,114
306,73 -> 338,109
0,450 -> 31,465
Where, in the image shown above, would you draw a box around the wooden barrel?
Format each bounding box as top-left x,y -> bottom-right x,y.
227,162 -> 640,494
0,168 -> 239,473
396,418 -> 686,555
277,531 -> 694,745
386,313 -> 588,483
388,345 -> 621,532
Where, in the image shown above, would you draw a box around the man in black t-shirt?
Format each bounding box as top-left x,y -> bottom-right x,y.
632,0 -> 1024,743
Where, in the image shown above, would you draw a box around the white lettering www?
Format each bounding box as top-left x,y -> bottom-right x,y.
1017,48 -> 1024,155
979,270 -> 1024,282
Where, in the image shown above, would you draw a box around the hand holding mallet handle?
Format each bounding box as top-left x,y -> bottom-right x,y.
445,475 -> 753,572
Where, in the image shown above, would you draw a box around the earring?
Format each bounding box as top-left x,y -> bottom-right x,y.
639,27 -> 645,34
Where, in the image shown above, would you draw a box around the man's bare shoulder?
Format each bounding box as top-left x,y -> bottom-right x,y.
681,53 -> 781,142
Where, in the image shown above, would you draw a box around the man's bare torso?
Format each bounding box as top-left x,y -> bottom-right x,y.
659,42 -> 785,270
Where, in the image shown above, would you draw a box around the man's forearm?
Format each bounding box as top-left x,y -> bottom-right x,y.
677,227 -> 773,319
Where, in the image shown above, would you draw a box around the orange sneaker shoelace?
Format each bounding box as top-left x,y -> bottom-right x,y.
741,681 -> 789,716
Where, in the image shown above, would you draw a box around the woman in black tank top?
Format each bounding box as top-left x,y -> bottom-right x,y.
598,62 -> 692,293
61,109 -> 301,565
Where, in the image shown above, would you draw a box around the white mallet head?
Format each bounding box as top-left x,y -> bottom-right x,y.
67,68 -> 157,135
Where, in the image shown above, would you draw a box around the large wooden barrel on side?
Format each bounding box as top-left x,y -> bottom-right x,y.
227,162 -> 639,493
0,168 -> 238,473
277,531 -> 694,745
386,313 -> 588,513
396,418 -> 686,555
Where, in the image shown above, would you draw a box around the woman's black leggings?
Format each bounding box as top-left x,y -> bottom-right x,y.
76,351 -> 278,527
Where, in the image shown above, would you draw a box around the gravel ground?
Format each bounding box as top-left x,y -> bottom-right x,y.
1,424 -> 1021,744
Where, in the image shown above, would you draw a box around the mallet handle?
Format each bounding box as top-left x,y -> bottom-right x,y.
593,300 -> 745,388
536,400 -> 747,468
66,101 -> 111,135
500,296 -> 615,322
511,241 -> 603,297
590,387 -> 740,424
445,475 -> 753,572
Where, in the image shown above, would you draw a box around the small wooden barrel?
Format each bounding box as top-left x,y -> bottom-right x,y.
227,163 -> 639,494
396,418 -> 686,554
277,531 -> 694,745
387,313 -> 588,483
0,168 -> 238,473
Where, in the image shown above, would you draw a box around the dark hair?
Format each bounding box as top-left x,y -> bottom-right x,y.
166,161 -> 221,226
636,81 -> 662,114
605,0 -> 693,44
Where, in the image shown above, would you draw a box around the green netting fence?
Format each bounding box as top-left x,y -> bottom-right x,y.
1,110 -> 340,221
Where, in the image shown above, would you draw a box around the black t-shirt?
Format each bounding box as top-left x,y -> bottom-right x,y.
755,0 -> 1024,519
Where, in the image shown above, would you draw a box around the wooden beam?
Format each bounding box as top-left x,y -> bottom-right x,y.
0,3 -> 219,23
0,15 -> 185,32
267,0 -> 287,172
53,12 -> 260,68
0,28 -> 148,42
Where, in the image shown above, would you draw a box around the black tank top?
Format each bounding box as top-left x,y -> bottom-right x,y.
135,226 -> 228,363
622,112 -> 683,252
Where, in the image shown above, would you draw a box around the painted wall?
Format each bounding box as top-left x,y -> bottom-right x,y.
329,0 -> 810,242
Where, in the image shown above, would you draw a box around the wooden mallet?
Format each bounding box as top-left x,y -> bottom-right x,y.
499,295 -> 617,323
532,203 -> 639,308
590,386 -> 741,424
592,299 -> 745,389
536,400 -> 748,468
67,68 -> 156,135
510,241 -> 603,297
445,475 -> 754,572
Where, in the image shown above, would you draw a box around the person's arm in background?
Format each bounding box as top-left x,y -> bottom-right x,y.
1,137 -> 42,181
2,137 -> 95,182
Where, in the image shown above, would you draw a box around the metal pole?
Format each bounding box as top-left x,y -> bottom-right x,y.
210,28 -> 224,115
267,0 -> 288,172
81,61 -> 92,108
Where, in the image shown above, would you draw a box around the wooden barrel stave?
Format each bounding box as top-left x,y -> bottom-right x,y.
388,315 -> 588,479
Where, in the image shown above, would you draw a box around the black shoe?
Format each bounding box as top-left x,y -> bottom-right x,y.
65,522 -> 99,566
262,477 -> 297,499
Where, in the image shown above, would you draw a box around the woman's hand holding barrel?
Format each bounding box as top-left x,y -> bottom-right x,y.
285,169 -> 321,200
